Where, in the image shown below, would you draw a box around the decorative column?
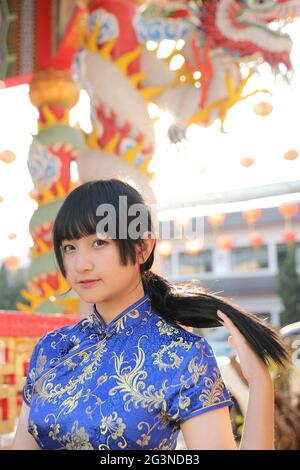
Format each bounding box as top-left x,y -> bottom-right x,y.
17,70 -> 85,314
73,0 -> 163,277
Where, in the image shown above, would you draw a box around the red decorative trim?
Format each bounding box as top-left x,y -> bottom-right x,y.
52,6 -> 86,70
3,73 -> 33,88
35,0 -> 53,70
0,311 -> 79,337
0,398 -> 9,421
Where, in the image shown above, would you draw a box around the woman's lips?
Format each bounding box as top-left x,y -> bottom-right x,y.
78,279 -> 101,288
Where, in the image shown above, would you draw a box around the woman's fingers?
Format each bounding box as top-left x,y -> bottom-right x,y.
217,310 -> 239,334
217,310 -> 245,346
227,335 -> 237,349
217,310 -> 269,383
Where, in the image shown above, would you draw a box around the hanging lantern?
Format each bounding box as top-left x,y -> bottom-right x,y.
207,214 -> 225,226
158,241 -> 172,257
242,209 -> 262,226
0,150 -> 16,164
278,203 -> 299,219
240,157 -> 255,168
217,235 -> 234,251
207,213 -> 226,239
283,230 -> 296,245
243,209 -> 262,242
253,102 -> 273,116
3,256 -> 20,272
0,196 -> 3,203
279,202 -> 299,237
29,190 -> 37,199
284,150 -> 299,161
249,232 -> 264,249
185,239 -> 203,255
8,233 -> 17,240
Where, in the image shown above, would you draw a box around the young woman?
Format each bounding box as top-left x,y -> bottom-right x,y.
13,179 -> 289,450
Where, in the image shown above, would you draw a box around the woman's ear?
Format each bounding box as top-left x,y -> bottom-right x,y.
138,233 -> 156,265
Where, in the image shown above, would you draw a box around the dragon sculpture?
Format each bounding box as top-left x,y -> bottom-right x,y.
73,0 -> 300,185
134,0 -> 299,132
9,0 -> 298,313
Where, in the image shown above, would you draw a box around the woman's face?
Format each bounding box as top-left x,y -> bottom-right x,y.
61,234 -> 142,304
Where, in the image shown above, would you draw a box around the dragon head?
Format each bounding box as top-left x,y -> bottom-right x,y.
201,0 -> 300,70
237,0 -> 299,23
239,0 -> 300,69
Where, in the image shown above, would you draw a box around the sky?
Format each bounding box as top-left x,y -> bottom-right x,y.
0,20 -> 299,262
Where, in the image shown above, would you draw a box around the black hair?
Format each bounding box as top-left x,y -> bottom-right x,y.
52,178 -> 290,368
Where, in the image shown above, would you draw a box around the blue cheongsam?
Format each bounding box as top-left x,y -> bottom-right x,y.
23,294 -> 234,450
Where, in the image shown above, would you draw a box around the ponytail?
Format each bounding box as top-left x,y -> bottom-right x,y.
50,178 -> 289,369
141,270 -> 290,368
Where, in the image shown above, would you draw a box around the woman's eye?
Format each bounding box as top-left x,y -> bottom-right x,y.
247,0 -> 275,8
62,244 -> 75,253
93,239 -> 106,247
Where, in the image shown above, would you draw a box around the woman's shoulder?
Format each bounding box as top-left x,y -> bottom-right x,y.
149,310 -> 210,350
34,316 -> 88,352
42,321 -> 80,340
27,316 -> 96,376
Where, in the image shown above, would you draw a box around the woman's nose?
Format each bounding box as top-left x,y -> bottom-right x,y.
74,251 -> 94,272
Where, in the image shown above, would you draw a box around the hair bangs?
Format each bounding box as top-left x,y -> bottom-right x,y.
52,179 -> 155,277
54,187 -> 101,244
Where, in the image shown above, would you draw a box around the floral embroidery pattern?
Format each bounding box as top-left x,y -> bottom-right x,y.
199,368 -> 229,407
156,320 -> 179,336
152,337 -> 191,372
24,295 -> 233,449
109,336 -> 169,413
62,421 -> 93,450
99,411 -> 128,448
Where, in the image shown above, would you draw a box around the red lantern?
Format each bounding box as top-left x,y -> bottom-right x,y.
283,230 -> 296,245
3,256 -> 20,272
207,214 -> 225,226
242,209 -> 262,225
240,157 -> 255,168
207,214 -> 226,239
0,150 -> 16,164
253,102 -> 273,116
8,233 -> 17,240
284,150 -> 298,161
249,232 -> 264,249
217,235 -> 234,251
278,203 -> 299,219
185,239 -> 203,255
29,189 -> 37,199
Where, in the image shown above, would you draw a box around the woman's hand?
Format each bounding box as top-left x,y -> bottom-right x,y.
217,310 -> 275,449
217,310 -> 272,385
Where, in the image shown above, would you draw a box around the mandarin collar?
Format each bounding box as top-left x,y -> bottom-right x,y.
92,294 -> 151,338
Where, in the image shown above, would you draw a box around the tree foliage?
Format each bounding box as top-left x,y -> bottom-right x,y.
0,263 -> 29,311
277,243 -> 300,327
